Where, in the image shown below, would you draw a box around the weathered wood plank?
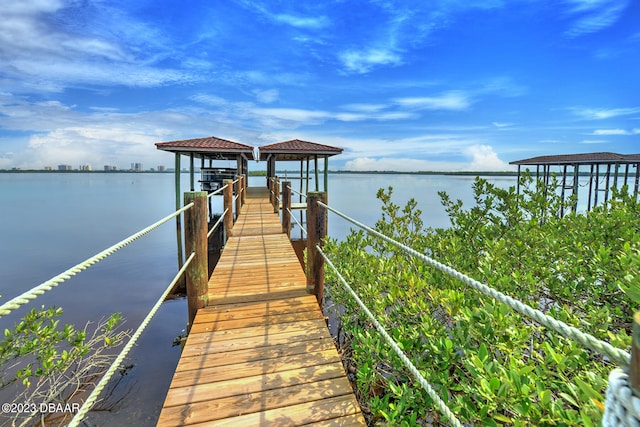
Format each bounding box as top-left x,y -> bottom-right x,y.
157,187 -> 364,427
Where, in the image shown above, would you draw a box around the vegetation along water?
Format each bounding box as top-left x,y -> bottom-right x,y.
324,172 -> 640,426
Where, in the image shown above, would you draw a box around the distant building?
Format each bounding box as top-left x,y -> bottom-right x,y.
104,165 -> 117,171
43,166 -> 53,171
58,165 -> 72,171
157,165 -> 166,172
131,162 -> 143,172
79,164 -> 92,171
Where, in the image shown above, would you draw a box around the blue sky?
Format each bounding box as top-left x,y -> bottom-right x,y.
0,0 -> 638,171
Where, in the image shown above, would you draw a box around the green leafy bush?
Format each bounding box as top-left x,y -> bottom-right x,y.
325,173 -> 639,426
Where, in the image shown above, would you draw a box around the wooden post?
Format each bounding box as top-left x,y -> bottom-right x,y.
241,174 -> 246,205
174,154 -> 184,271
235,177 -> 241,217
572,164 -> 579,213
223,179 -> 233,242
306,192 -> 327,307
273,177 -> 280,213
630,312 -> 640,396
189,153 -> 195,191
282,181 -> 291,236
268,177 -> 274,205
184,191 -> 208,330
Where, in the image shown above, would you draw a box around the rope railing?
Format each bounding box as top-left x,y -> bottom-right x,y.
318,245 -> 463,427
206,184 -> 227,199
207,208 -> 228,239
290,187 -> 307,199
317,200 -> 630,366
0,203 -> 194,319
287,208 -> 307,236
68,252 -> 196,427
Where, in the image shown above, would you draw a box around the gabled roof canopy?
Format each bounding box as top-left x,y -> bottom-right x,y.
258,139 -> 343,161
156,136 -> 255,160
510,152 -> 640,166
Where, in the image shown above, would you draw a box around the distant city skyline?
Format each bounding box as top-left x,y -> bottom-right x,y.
1,1 -> 638,171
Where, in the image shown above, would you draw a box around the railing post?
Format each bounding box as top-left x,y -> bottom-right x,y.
223,179 -> 233,242
630,312 -> 640,396
241,174 -> 246,206
184,191 -> 208,331
269,177 -> 274,206
273,177 -> 280,213
235,177 -> 242,217
306,192 -> 327,307
282,181 -> 291,236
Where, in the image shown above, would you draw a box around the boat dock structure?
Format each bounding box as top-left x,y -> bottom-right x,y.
154,137 -> 365,426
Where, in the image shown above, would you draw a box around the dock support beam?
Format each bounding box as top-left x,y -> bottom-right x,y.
307,192 -> 327,307
184,191 -> 208,330
273,177 -> 280,213
223,179 -> 233,243
282,181 -> 291,237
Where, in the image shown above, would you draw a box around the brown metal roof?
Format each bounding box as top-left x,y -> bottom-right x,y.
258,139 -> 343,161
510,152 -> 640,166
156,136 -> 255,160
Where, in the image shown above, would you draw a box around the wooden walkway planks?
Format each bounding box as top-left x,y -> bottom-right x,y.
157,187 -> 365,426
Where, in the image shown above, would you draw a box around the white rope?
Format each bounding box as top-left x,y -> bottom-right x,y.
0,204 -> 194,318
290,187 -> 307,199
317,246 -> 464,427
206,184 -> 227,199
68,252 -> 196,426
207,208 -> 228,239
318,201 -> 631,366
287,208 -> 307,236
603,368 -> 640,426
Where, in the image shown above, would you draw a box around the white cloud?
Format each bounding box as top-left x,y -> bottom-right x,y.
343,145 -> 512,172
394,91 -> 472,111
581,139 -> 607,144
591,128 -> 629,135
464,145 -> 512,171
344,157 -> 462,172
0,0 -> 188,92
571,107 -> 640,120
274,14 -> 329,29
492,122 -> 513,128
339,48 -> 402,74
564,0 -> 628,37
254,89 -> 279,104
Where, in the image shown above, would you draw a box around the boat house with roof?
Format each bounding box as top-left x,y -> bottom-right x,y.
510,152 -> 640,213
258,139 -> 344,194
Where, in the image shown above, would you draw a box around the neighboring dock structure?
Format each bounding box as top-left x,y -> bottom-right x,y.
155,137 -> 364,426
510,151 -> 640,214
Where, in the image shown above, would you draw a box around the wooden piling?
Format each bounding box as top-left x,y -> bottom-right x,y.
184,191 -> 208,330
223,179 -> 233,243
235,178 -> 242,217
282,181 -> 291,236
630,312 -> 640,396
273,178 -> 280,213
306,192 -> 327,307
240,174 -> 246,205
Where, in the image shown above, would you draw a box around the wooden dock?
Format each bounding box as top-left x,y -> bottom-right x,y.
157,187 -> 365,426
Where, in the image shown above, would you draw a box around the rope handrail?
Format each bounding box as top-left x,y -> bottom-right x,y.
207,208 -> 228,239
318,245 -> 463,427
290,187 -> 307,199
206,184 -> 227,199
0,203 -> 194,319
287,208 -> 307,236
68,252 -> 196,426
317,201 -> 631,366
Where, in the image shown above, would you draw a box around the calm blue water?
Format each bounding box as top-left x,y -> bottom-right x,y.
0,172 -> 517,425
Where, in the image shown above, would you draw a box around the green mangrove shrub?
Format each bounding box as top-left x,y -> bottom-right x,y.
325,173 -> 639,426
